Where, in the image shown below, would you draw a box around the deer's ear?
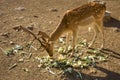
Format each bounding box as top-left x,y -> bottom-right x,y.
38,31 -> 50,38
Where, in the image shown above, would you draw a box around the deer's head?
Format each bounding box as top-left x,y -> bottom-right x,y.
38,31 -> 54,57
20,26 -> 54,57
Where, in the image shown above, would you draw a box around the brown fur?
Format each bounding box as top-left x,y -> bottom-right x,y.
40,1 -> 106,56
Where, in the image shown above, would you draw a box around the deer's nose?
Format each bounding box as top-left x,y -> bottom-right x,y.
47,51 -> 53,57
49,53 -> 53,57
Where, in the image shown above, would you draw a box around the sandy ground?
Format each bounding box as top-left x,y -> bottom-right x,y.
0,0 -> 120,80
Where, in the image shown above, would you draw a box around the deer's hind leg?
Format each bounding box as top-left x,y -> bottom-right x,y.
71,27 -> 78,56
96,20 -> 104,49
89,24 -> 99,48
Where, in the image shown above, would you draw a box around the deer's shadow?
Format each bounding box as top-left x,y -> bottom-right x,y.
61,66 -> 120,80
104,17 -> 120,28
61,47 -> 120,80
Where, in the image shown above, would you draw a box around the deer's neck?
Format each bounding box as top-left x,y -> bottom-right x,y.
49,24 -> 65,42
49,15 -> 67,42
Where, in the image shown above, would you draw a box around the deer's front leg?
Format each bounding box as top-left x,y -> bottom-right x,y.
65,32 -> 71,53
89,26 -> 98,48
96,20 -> 104,49
71,29 -> 78,56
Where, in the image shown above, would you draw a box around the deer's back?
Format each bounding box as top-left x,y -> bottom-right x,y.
65,1 -> 106,25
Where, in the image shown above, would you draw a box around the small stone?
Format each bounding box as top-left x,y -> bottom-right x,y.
0,32 -> 9,37
26,23 -> 36,30
13,25 -> 21,31
113,28 -> 120,32
14,16 -> 24,20
38,64 -> 42,68
33,15 -> 39,18
26,26 -> 34,30
10,41 -> 15,45
22,68 -> 29,72
50,8 -> 58,12
18,58 -> 24,62
15,7 -> 26,11
49,21 -> 53,24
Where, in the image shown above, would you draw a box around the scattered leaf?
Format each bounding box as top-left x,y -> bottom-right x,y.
14,45 -> 23,50
58,47 -> 65,54
5,49 -> 14,56
59,37 -> 65,44
18,58 -> 24,62
8,63 -> 17,70
79,39 -> 89,47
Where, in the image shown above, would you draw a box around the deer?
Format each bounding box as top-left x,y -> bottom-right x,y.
21,1 -> 106,57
